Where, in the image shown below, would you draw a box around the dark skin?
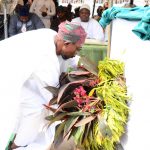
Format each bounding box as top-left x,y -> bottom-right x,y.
55,35 -> 81,59
19,16 -> 29,23
79,8 -> 90,22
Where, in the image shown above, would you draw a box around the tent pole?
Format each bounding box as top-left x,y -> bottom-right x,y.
92,0 -> 96,17
2,0 -> 8,39
3,1 -> 8,39
130,0 -> 134,5
107,0 -> 113,58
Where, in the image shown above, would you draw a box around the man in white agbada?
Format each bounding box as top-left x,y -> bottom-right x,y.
0,21 -> 86,150
72,4 -> 104,41
29,0 -> 56,28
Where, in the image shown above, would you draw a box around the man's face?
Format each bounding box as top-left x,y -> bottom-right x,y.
104,2 -> 108,9
19,16 -> 29,23
79,9 -> 90,22
61,42 -> 81,60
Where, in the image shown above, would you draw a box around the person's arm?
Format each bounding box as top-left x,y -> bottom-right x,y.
44,0 -> 56,19
8,15 -> 18,37
32,13 -> 45,28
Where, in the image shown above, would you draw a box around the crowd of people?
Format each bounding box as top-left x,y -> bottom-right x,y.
0,0 -> 109,41
1,0 -> 148,41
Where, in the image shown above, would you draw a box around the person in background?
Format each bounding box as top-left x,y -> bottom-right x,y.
8,5 -> 45,37
0,0 -> 24,15
66,3 -> 74,21
72,4 -> 104,41
2,21 -> 86,150
23,0 -> 33,7
100,0 -> 109,42
144,0 -> 149,7
30,0 -> 56,28
50,5 -> 69,32
15,0 -> 33,14
93,5 -> 104,22
97,5 -> 104,18
103,0 -> 109,10
74,6 -> 80,18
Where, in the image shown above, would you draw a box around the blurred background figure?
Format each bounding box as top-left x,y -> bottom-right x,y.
144,0 -> 149,7
30,0 -> 56,28
67,3 -> 74,21
9,5 -> 44,37
74,6 -> 80,18
123,0 -> 136,8
0,0 -> 25,40
0,0 -> 24,15
50,5 -> 68,32
72,4 -> 104,41
23,0 -> 33,7
103,0 -> 108,10
15,0 -> 33,15
93,5 -> 104,21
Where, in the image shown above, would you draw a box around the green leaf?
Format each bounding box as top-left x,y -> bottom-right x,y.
79,56 -> 98,76
67,111 -> 91,116
54,122 -> 65,140
43,104 -> 57,113
68,127 -> 78,140
47,113 -> 67,126
45,86 -> 59,97
67,74 -> 89,82
49,97 -> 57,105
64,116 -> 79,138
45,115 -> 54,121
55,100 -> 78,114
81,122 -> 91,144
73,126 -> 83,142
74,116 -> 96,127
53,122 -> 65,149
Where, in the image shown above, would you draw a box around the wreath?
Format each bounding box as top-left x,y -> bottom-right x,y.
45,57 -> 130,150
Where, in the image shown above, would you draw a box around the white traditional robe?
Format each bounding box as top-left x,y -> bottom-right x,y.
30,0 -> 56,28
0,28 -> 78,149
72,17 -> 104,41
110,18 -> 150,150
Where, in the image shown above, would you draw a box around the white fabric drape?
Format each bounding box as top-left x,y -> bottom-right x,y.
110,18 -> 150,150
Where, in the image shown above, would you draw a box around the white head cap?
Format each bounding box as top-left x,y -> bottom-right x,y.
80,4 -> 90,12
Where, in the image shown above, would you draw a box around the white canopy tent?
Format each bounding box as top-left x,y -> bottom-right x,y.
110,18 -> 150,150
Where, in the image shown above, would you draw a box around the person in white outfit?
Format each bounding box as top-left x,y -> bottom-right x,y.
72,4 -> 104,41
30,0 -> 56,28
0,21 -> 86,150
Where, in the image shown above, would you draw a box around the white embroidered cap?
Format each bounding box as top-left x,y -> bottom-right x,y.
80,4 -> 90,12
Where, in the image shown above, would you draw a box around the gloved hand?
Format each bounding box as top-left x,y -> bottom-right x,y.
41,12 -> 47,17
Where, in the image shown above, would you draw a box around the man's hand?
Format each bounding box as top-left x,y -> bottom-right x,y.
41,12 -> 47,17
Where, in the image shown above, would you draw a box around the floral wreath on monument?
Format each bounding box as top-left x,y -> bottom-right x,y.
44,56 -> 130,150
